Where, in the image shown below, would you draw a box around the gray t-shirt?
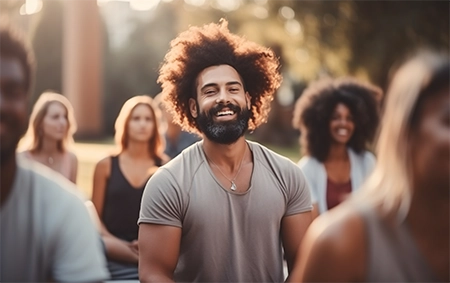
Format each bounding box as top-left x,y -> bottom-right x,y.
0,159 -> 109,282
139,141 -> 312,282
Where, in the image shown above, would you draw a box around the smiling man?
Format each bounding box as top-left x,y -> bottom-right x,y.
138,19 -> 312,282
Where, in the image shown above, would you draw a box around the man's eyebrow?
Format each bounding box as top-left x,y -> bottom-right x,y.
200,81 -> 243,91
200,83 -> 218,91
226,81 -> 243,86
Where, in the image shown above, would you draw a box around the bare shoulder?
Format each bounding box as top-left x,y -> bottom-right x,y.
67,151 -> 78,162
94,156 -> 112,176
300,204 -> 367,282
160,154 -> 171,165
17,150 -> 32,159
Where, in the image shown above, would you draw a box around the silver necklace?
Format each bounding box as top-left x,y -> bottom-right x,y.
206,145 -> 247,191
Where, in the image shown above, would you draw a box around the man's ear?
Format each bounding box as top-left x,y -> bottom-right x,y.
245,91 -> 251,110
189,98 -> 198,118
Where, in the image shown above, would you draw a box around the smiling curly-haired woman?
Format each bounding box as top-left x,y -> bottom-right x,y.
292,77 -> 381,218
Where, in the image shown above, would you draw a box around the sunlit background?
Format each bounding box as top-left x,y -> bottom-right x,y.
0,0 -> 450,145
1,0 -> 449,195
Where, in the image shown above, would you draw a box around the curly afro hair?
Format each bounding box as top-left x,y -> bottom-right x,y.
292,77 -> 382,162
158,19 -> 282,135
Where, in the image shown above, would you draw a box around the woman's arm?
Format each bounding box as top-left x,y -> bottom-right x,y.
91,157 -> 110,218
69,151 -> 78,184
85,200 -> 139,264
101,226 -> 139,264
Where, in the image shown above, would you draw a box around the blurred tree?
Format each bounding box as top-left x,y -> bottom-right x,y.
30,0 -> 64,105
10,0 -> 447,143
103,3 -> 178,135
288,0 -> 449,89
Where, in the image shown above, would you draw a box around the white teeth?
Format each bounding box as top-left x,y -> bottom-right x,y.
337,129 -> 348,135
217,110 -> 234,116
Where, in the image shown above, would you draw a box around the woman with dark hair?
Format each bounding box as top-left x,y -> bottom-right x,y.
19,91 -> 78,183
292,77 -> 381,219
291,51 -> 449,282
92,95 -> 169,280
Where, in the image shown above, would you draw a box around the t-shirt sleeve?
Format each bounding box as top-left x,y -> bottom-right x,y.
51,194 -> 108,282
285,162 -> 313,216
138,168 -> 184,228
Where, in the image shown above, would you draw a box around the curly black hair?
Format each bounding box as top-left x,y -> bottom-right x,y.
292,77 -> 381,162
157,19 -> 282,135
0,18 -> 35,93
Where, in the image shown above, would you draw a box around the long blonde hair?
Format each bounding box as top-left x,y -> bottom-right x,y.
355,50 -> 449,219
114,95 -> 166,163
20,91 -> 77,153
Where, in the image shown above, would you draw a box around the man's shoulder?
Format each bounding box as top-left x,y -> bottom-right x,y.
162,141 -> 203,171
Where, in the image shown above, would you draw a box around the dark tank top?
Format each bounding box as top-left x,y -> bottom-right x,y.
102,156 -> 157,242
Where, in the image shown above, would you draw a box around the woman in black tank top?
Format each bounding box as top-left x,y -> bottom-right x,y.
91,95 -> 169,280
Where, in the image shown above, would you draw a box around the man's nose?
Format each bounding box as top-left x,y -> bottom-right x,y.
216,88 -> 230,104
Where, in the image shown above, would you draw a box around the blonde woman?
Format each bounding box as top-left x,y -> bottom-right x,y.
19,91 -> 78,183
92,95 -> 169,280
291,51 -> 449,282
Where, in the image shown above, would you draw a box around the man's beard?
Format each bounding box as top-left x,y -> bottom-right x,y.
196,103 -> 250,145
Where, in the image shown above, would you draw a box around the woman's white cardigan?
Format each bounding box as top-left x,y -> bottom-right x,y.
297,148 -> 376,214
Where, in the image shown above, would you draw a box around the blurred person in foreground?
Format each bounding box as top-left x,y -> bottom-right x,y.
138,19 -> 312,283
0,20 -> 108,282
292,78 -> 381,219
92,95 -> 169,280
154,92 -> 200,159
290,51 -> 449,282
19,91 -> 78,183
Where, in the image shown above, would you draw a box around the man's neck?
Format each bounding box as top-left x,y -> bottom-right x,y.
1,154 -> 17,207
202,137 -> 247,166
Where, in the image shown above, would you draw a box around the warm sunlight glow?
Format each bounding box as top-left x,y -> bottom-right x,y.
129,0 -> 160,11
279,6 -> 295,20
285,19 -> 302,36
184,0 -> 205,7
254,0 -> 267,5
19,0 -> 43,15
296,48 -> 310,63
212,0 -> 241,12
253,6 -> 268,19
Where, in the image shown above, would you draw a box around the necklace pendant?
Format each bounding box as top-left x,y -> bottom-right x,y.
230,181 -> 237,191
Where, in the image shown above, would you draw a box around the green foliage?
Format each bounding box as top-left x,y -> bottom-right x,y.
103,3 -> 178,135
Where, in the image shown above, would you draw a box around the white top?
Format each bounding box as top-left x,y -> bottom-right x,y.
0,158 -> 108,282
298,148 -> 375,214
